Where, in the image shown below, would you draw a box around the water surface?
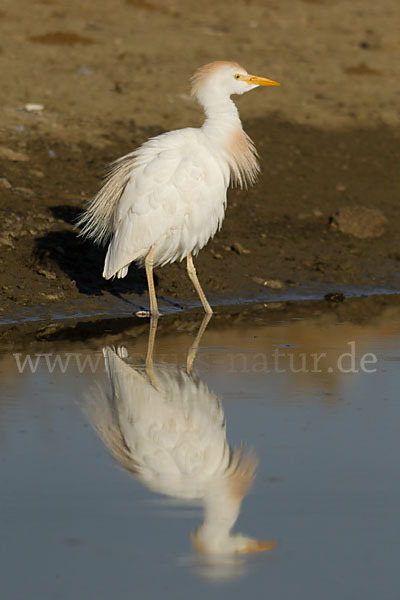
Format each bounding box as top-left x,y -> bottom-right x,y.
1,304 -> 399,599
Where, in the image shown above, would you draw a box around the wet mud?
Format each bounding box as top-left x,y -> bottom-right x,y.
1,120 -> 399,327
1,293 -> 399,355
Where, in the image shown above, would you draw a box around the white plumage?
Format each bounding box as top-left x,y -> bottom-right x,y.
85,341 -> 276,557
103,129 -> 227,276
77,61 -> 280,315
99,347 -> 229,499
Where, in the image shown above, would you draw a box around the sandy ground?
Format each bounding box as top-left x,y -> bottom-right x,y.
0,0 -> 399,324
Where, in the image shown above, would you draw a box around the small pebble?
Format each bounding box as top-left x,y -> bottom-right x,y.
78,65 -> 93,76
264,279 -> 285,289
330,205 -> 387,238
263,302 -> 285,309
24,103 -> 44,112
231,242 -> 251,255
40,292 -> 64,300
0,177 -> 12,189
13,187 -> 36,197
252,277 -> 265,285
37,268 -> 57,280
325,292 -> 345,303
29,169 -> 44,178
0,146 -> 29,162
0,236 -> 14,248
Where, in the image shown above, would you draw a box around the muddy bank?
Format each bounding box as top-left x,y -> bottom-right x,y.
1,293 -> 399,354
1,118 -> 399,325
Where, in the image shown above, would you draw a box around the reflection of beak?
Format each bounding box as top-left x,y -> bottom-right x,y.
240,539 -> 277,553
241,74 -> 281,86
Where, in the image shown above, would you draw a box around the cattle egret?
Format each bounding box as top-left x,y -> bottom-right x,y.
84,317 -> 276,559
77,61 -> 280,316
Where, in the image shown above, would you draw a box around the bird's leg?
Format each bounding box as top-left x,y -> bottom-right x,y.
145,246 -> 160,317
186,253 -> 213,314
186,313 -> 212,374
145,315 -> 159,389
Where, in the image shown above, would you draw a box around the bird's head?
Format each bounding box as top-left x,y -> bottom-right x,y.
190,532 -> 276,583
190,448 -> 276,556
191,61 -> 280,106
191,528 -> 277,555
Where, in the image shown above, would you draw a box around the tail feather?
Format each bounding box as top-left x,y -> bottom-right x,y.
76,151 -> 138,245
102,244 -> 130,280
117,266 -> 129,279
102,265 -> 129,280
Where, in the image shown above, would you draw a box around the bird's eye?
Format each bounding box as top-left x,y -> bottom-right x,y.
234,74 -> 240,80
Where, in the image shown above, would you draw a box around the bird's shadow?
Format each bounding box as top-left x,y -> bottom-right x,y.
34,205 -> 151,297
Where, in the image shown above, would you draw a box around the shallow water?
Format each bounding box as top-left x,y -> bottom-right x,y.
1,282 -> 399,326
1,306 -> 399,600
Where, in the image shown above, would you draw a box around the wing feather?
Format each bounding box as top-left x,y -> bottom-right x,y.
103,130 -> 223,278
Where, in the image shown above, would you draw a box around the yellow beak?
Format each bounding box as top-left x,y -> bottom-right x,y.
240,74 -> 281,86
239,539 -> 277,553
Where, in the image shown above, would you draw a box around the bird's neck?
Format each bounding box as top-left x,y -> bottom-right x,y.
200,97 -> 259,188
201,97 -> 243,142
193,483 -> 242,553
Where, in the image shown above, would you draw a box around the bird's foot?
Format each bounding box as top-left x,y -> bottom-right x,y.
117,346 -> 128,359
135,310 -> 150,318
135,310 -> 161,318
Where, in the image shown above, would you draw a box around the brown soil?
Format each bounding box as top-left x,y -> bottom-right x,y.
0,0 -> 399,326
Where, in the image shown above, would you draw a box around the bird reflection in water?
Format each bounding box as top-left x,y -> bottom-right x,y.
85,316 -> 275,580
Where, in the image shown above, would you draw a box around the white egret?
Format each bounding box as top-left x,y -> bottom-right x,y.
84,318 -> 276,559
77,61 -> 280,316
